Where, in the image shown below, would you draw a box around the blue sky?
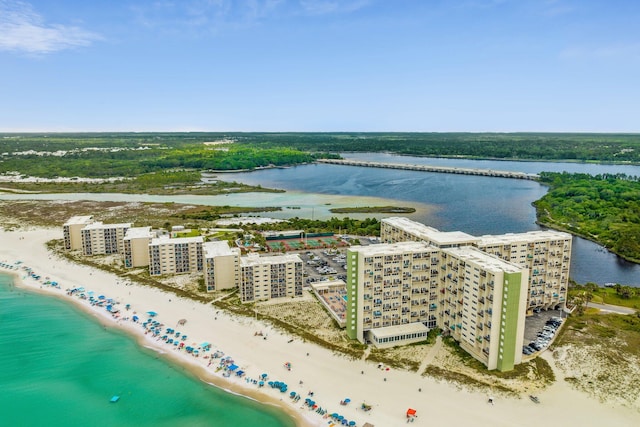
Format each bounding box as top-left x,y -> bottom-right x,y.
1,0 -> 639,132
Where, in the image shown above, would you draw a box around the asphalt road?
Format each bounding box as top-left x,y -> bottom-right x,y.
586,302 -> 636,315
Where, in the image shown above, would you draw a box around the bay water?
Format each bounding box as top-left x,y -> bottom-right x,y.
0,274 -> 294,427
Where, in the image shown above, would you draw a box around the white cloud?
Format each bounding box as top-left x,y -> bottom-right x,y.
0,0 -> 99,54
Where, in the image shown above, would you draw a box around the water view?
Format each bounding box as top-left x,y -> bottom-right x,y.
0,274 -> 294,427
1,155 -> 638,286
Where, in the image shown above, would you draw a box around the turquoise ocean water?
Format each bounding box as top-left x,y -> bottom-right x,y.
0,274 -> 294,427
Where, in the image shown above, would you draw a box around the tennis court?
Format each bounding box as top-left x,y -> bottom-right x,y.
265,235 -> 348,252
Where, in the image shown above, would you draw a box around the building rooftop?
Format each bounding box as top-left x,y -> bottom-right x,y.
349,241 -> 436,256
477,230 -> 572,246
203,241 -> 239,257
123,226 -> 154,240
150,235 -> 204,246
240,252 -> 302,267
64,215 -> 94,226
383,217 -> 477,247
369,322 -> 429,339
83,221 -> 132,230
443,246 -> 524,273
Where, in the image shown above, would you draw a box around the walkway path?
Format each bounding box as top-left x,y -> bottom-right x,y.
586,302 -> 636,315
418,336 -> 443,375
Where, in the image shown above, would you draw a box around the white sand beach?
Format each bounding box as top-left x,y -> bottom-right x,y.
1,227 -> 639,427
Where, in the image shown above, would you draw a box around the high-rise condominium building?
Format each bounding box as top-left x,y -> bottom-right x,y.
477,232 -> 571,313
81,222 -> 131,256
203,241 -> 241,292
239,253 -> 303,303
380,217 -> 571,315
63,215 -> 94,250
148,236 -> 204,276
346,241 -> 528,371
123,227 -> 156,268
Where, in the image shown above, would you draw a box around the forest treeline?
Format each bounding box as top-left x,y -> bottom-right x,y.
2,132 -> 640,179
534,172 -> 640,262
241,132 -> 640,163
0,137 -> 337,178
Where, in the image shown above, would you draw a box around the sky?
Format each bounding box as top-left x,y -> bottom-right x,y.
1,0 -> 639,132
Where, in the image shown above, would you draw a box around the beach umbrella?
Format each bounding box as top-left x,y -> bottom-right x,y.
147,311 -> 157,317
344,398 -> 351,403
349,421 -> 356,426
132,315 -> 139,322
290,391 -> 296,397
406,408 -> 417,417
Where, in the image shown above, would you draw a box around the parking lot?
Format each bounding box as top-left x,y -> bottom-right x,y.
299,248 -> 348,286
522,309 -> 566,356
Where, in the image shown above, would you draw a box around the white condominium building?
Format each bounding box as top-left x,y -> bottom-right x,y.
123,227 -> 156,268
81,221 -> 131,256
346,241 -> 528,371
381,217 -> 478,248
380,217 -> 571,314
148,236 -> 204,276
345,241 -> 441,345
239,253 -> 303,303
63,215 -> 94,250
203,241 -> 241,292
477,231 -> 571,313
439,246 -> 527,371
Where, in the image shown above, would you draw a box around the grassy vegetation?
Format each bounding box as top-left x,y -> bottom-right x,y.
421,337 -> 555,394
366,346 -> 424,371
568,284 -> 640,310
0,170 -> 283,196
328,206 -> 416,214
212,295 -> 365,359
0,200 -> 283,230
555,311 -> 640,356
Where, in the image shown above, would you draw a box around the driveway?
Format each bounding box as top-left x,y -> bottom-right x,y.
586,302 -> 636,315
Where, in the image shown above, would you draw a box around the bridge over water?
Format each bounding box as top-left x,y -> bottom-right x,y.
316,159 -> 539,180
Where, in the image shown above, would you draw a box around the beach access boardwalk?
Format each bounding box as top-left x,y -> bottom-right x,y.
317,159 -> 539,180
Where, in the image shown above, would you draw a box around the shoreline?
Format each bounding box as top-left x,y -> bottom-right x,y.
0,253 -> 312,427
2,227 -> 639,427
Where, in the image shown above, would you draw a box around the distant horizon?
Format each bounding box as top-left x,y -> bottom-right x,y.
2,1 -> 639,133
2,130 -> 640,135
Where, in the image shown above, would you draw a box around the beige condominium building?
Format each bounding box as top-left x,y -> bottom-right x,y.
477,231 -> 571,313
381,217 -> 571,315
63,215 -> 94,250
239,253 -> 303,303
123,227 -> 156,268
81,221 -> 131,256
346,241 -> 528,371
345,241 -> 440,346
438,246 -> 528,371
203,241 -> 241,292
380,216 -> 477,248
148,236 -> 204,276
